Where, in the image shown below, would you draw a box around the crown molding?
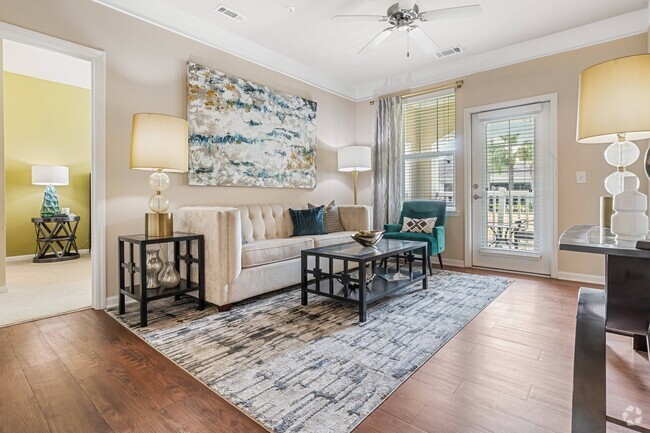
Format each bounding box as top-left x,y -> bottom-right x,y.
354,9 -> 649,101
92,1 -> 648,102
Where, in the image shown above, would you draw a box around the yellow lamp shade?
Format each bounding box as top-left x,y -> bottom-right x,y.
130,113 -> 189,172
577,54 -> 650,144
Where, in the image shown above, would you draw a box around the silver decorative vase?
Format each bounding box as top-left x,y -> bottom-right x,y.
159,261 -> 181,289
145,250 -> 164,289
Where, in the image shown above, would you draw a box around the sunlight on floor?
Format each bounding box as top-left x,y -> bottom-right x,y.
0,254 -> 91,327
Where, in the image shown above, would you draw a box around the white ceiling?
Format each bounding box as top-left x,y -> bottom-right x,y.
94,0 -> 649,101
3,39 -> 91,89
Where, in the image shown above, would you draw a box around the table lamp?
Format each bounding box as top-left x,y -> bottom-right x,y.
576,54 -> 650,239
32,165 -> 69,217
338,146 -> 372,205
130,113 -> 189,237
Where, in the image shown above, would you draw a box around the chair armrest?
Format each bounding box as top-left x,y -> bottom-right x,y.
175,206 -> 242,300
384,224 -> 402,233
431,226 -> 445,252
338,205 -> 372,231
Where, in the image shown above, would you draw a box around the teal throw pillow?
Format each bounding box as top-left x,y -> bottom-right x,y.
290,206 -> 326,236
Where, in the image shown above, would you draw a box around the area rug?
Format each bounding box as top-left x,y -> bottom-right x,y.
109,270 -> 511,433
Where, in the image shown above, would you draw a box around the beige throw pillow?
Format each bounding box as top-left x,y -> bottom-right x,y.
308,200 -> 345,233
401,216 -> 437,234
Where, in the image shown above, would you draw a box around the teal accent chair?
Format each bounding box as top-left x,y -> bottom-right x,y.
383,200 -> 447,275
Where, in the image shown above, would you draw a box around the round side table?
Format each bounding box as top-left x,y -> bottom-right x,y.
31,216 -> 81,263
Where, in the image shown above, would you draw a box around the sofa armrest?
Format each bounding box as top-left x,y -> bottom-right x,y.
384,224 -> 402,233
338,205 -> 372,231
175,206 -> 242,304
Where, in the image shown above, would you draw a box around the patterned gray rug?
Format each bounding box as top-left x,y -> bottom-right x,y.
109,270 -> 511,433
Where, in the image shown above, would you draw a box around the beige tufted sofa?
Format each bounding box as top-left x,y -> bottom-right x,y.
175,204 -> 372,309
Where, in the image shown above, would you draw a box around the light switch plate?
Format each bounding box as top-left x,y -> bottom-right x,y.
576,171 -> 587,184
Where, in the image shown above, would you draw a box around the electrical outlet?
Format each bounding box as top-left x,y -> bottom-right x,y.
576,171 -> 587,184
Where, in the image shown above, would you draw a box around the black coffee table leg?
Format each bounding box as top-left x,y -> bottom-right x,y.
358,261 -> 367,322
423,245 -> 428,290
301,253 -> 308,306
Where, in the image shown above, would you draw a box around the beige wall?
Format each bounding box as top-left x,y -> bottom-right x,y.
0,0 -> 359,297
357,34 -> 648,278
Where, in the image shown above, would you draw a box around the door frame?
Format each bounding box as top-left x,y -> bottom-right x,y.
0,21 -> 107,309
463,93 -> 558,278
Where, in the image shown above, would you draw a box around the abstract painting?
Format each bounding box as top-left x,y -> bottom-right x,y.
187,62 -> 317,188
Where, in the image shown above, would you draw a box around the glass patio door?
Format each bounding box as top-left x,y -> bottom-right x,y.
470,102 -> 553,275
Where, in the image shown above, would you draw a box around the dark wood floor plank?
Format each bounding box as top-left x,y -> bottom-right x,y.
353,409 -> 429,433
0,268 -> 647,433
22,359 -> 113,433
158,394 -> 266,433
0,397 -> 52,433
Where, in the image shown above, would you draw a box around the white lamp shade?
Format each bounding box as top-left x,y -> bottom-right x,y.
32,165 -> 69,186
577,54 -> 650,143
130,113 -> 189,172
338,146 -> 372,172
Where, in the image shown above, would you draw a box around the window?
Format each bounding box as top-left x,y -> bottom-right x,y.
402,90 -> 456,209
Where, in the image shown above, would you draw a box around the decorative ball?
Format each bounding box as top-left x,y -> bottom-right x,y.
604,171 -> 639,196
148,171 -> 170,192
604,141 -> 640,167
148,194 -> 170,213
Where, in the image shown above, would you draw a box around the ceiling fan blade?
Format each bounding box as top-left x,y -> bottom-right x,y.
408,26 -> 439,54
331,14 -> 387,22
419,4 -> 482,22
358,27 -> 395,55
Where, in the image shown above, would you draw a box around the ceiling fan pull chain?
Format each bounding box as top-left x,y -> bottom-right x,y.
407,31 -> 410,58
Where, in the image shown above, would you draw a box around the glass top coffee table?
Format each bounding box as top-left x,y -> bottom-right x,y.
301,239 -> 429,322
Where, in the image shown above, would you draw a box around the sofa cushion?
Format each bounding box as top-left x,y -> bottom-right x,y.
241,237 -> 314,268
308,200 -> 345,233
289,206 -> 326,236
307,231 -> 357,248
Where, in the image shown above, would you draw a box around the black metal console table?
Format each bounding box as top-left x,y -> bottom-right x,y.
559,225 -> 650,433
118,232 -> 205,327
301,239 -> 428,322
32,216 -> 80,263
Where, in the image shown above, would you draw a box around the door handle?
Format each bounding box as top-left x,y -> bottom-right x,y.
473,194 -> 482,200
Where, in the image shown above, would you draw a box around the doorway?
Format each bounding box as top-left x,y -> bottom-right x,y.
465,96 -> 557,276
0,21 -> 106,326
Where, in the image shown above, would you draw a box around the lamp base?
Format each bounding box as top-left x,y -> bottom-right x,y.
41,184 -> 61,217
145,213 -> 173,237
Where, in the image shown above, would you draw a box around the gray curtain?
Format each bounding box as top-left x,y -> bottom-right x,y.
372,96 -> 403,229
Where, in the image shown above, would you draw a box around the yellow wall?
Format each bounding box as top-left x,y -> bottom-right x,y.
3,72 -> 90,257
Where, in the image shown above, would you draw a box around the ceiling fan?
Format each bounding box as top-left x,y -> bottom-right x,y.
332,2 -> 481,57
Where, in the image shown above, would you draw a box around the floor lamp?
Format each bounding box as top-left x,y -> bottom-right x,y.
338,146 -> 372,205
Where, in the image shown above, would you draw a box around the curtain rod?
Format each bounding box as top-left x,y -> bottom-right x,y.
368,80 -> 463,105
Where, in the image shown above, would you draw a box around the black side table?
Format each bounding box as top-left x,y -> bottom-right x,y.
32,216 -> 81,263
118,232 -> 205,327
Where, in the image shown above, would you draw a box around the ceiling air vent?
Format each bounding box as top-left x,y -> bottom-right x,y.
434,46 -> 463,58
214,5 -> 246,22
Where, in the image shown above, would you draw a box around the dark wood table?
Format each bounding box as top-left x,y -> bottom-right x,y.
301,239 -> 428,322
32,216 -> 80,263
118,232 -> 205,327
559,225 -> 650,433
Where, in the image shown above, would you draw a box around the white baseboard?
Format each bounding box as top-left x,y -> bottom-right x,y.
0,286 -> 7,294
443,258 -> 465,268
105,294 -> 138,309
6,249 -> 90,263
557,271 -> 605,285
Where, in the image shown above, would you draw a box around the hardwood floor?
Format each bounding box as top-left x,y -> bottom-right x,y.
0,268 -> 648,433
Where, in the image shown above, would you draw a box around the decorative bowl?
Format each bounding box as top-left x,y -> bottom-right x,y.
351,229 -> 385,247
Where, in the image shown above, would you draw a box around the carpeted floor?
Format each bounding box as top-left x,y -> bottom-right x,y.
109,269 -> 511,433
0,255 -> 92,327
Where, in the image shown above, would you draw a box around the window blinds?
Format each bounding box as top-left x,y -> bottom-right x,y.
402,91 -> 456,207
